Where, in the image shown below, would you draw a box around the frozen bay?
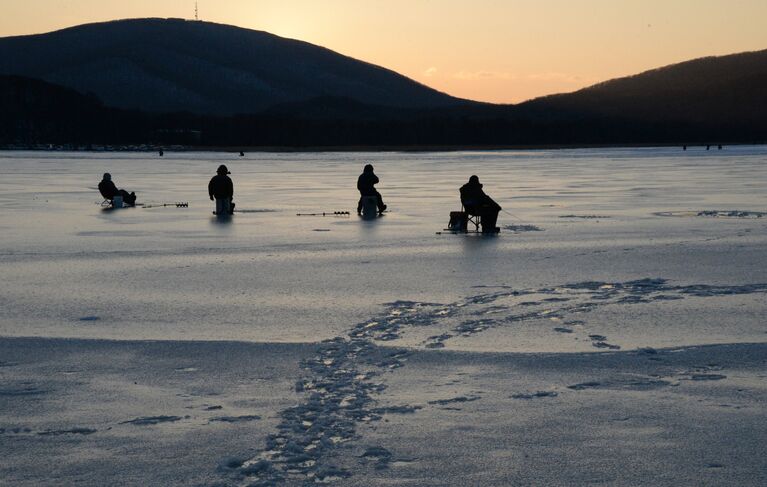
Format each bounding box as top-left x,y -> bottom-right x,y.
1,147 -> 766,485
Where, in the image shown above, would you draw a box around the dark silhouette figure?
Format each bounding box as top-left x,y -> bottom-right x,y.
718,145 -> 723,150
209,164 -> 234,215
159,149 -> 164,156
460,175 -> 501,233
239,151 -> 245,157
98,173 -> 136,207
683,145 -> 687,151
357,164 -> 386,215
706,145 -> 710,150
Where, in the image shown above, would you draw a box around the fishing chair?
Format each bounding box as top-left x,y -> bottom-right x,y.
99,193 -> 120,208
99,187 -> 113,207
99,188 -> 126,209
464,205 -> 482,232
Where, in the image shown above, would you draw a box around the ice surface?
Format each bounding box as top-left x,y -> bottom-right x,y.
1,146 -> 765,347
1,146 -> 766,485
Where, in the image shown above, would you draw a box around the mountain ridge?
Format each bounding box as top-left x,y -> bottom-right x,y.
0,18 -> 471,115
519,48 -> 767,125
1,19 -> 765,146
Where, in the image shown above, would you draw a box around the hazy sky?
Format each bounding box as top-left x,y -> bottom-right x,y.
3,0 -> 767,103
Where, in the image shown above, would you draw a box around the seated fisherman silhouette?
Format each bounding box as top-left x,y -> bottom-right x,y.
357,164 -> 387,215
209,164 -> 234,215
98,173 -> 136,207
460,175 -> 501,233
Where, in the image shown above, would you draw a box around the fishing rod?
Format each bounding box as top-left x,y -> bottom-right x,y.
501,208 -> 526,222
296,211 -> 350,217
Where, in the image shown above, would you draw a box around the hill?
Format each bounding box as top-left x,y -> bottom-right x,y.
0,74 -> 158,145
519,49 -> 767,128
0,18 -> 469,115
1,19 -> 765,147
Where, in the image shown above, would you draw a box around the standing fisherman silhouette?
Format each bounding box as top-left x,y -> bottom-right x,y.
209,164 -> 234,215
98,173 -> 136,207
356,164 -> 386,215
460,175 -> 501,233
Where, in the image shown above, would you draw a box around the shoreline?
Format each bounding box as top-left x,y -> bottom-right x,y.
1,141 -> 763,153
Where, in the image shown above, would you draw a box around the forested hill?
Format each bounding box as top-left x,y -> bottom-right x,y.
0,18 -> 469,115
518,49 -> 767,127
1,19 -> 765,147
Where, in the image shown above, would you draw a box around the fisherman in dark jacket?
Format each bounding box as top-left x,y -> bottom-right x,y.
356,164 -> 387,214
460,175 -> 501,233
98,173 -> 136,207
209,164 -> 234,215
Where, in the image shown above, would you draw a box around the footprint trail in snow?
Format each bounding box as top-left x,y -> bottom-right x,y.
220,278 -> 767,486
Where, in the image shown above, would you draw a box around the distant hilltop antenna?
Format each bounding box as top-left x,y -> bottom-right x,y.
195,2 -> 199,21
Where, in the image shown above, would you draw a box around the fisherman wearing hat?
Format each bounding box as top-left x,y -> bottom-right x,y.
98,173 -> 136,207
460,175 -> 501,233
356,163 -> 387,215
208,164 -> 235,215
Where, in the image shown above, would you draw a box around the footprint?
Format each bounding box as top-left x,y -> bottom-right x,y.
511,391 -> 558,400
568,377 -> 670,391
568,381 -> 602,391
120,415 -> 185,426
37,428 -> 97,436
359,446 -> 393,470
209,415 -> 261,423
372,405 -> 422,415
592,341 -> 621,350
688,374 -> 727,381
588,334 -> 621,350
427,395 -> 481,406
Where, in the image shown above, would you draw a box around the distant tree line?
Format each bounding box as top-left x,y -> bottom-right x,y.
1,75 -> 764,148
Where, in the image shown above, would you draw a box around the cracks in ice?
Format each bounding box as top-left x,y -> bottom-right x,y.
225,278 -> 767,486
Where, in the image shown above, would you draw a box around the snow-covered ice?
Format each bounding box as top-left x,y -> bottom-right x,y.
0,146 -> 766,485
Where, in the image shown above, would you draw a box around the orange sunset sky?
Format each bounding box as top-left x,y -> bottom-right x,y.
2,0 -> 767,103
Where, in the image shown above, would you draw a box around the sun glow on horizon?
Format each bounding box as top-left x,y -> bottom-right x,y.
2,0 -> 767,103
